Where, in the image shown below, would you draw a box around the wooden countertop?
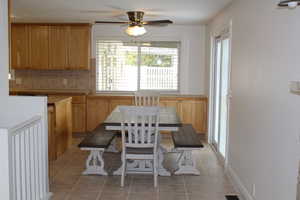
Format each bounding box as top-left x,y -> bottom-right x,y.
10,89 -> 207,100
88,93 -> 207,100
10,89 -> 90,96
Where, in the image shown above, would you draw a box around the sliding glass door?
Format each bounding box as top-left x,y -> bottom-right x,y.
212,33 -> 231,159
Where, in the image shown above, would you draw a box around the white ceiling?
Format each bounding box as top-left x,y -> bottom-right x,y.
12,0 -> 232,25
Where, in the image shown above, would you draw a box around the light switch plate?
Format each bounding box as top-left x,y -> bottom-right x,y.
290,81 -> 300,94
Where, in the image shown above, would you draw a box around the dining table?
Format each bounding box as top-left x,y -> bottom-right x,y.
103,105 -> 182,176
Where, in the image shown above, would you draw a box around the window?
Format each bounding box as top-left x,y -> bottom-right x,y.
96,41 -> 180,92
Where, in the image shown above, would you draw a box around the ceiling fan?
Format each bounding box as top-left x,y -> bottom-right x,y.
95,11 -> 173,37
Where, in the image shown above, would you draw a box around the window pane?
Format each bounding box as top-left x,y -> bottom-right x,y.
96,41 -> 138,91
96,41 -> 180,92
140,43 -> 179,90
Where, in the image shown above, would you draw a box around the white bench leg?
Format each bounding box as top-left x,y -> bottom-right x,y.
82,149 -> 108,175
174,150 -> 200,175
157,147 -> 171,176
106,138 -> 119,153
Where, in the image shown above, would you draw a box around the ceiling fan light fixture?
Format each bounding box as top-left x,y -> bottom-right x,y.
125,24 -> 146,37
278,0 -> 300,8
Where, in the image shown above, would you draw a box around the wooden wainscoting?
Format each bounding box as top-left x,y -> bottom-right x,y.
87,95 -> 208,138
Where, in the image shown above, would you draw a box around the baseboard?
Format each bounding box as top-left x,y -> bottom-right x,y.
226,165 -> 254,200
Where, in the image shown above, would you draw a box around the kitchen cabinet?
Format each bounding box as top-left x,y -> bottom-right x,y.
87,98 -> 110,132
29,25 -> 49,69
49,95 -> 87,133
48,106 -> 56,162
48,96 -> 72,161
69,25 -> 91,69
178,100 -> 207,134
49,25 -> 69,69
11,23 -> 91,70
72,103 -> 86,133
11,24 -> 29,69
86,95 -> 208,139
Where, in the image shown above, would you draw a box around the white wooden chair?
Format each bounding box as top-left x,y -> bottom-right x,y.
134,91 -> 160,106
119,106 -> 160,187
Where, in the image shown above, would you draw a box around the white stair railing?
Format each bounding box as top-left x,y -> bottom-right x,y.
3,116 -> 50,200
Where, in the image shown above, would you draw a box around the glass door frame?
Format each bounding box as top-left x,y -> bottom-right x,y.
208,23 -> 232,166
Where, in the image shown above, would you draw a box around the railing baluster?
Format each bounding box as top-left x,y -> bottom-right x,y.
5,116 -> 48,200
34,124 -> 40,199
29,126 -> 35,200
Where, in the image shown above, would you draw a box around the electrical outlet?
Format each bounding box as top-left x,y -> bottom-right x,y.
63,79 -> 68,86
252,184 -> 256,198
16,78 -> 22,85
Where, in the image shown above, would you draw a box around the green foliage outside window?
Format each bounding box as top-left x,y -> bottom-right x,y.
125,52 -> 173,67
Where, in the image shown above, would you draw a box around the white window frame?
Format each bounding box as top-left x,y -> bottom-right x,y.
95,40 -> 181,94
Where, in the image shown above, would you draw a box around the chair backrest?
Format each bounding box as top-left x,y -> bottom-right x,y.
119,106 -> 160,151
134,91 -> 160,106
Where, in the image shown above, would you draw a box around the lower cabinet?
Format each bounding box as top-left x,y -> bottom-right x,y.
47,97 -> 72,162
48,95 -> 87,133
48,106 -> 56,162
178,100 -> 207,134
86,96 -> 208,138
72,104 -> 86,133
87,98 -> 110,132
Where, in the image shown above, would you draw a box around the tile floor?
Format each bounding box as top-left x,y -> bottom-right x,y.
49,134 -> 237,200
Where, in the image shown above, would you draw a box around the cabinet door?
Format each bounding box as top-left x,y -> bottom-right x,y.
72,104 -> 86,133
178,100 -> 207,134
48,107 -> 56,162
49,25 -> 69,69
29,25 -> 49,69
68,25 -> 90,70
87,98 -> 110,131
11,24 -> 29,69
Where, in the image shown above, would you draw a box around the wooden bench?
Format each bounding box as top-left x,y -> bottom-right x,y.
78,124 -> 117,175
171,124 -> 204,175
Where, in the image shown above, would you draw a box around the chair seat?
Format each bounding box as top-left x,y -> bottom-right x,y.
126,147 -> 154,154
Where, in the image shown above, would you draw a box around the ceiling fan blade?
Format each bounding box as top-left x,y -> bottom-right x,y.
143,20 -> 173,25
95,21 -> 129,24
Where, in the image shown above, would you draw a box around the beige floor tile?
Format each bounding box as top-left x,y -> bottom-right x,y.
158,192 -> 188,200
131,175 -> 156,185
186,184 -> 235,195
49,136 -> 237,200
159,184 -> 186,193
188,193 -> 227,200
66,190 -> 100,200
51,191 -> 69,200
105,176 -> 131,187
130,184 -> 159,194
158,176 -> 185,185
99,193 -> 128,200
128,193 -> 158,200
50,182 -> 73,191
101,184 -> 130,194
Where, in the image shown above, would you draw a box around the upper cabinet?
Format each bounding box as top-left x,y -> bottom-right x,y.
29,25 -> 49,69
11,24 -> 30,69
69,25 -> 91,70
49,25 -> 69,70
11,23 -> 91,70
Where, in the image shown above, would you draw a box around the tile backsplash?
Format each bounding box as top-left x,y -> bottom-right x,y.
10,59 -> 96,92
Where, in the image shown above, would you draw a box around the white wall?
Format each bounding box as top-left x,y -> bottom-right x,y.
207,0 -> 300,200
92,24 -> 206,95
0,0 -> 9,96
